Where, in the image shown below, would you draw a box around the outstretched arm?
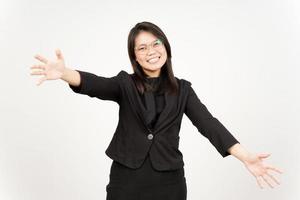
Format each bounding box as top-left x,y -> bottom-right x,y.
184,85 -> 283,189
30,49 -> 121,103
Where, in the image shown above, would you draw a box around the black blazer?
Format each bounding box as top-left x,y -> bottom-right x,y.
69,70 -> 239,171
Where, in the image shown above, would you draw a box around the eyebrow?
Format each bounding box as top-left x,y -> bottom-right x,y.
137,39 -> 159,46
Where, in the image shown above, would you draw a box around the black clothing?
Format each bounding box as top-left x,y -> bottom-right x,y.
105,77 -> 186,200
106,154 -> 187,200
69,70 -> 239,171
140,76 -> 165,130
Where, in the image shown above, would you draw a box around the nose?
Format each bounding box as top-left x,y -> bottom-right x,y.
147,46 -> 156,55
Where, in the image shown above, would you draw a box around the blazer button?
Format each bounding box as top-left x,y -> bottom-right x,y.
147,134 -> 154,140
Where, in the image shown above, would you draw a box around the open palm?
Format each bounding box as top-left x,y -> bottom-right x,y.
243,153 -> 283,189
30,49 -> 66,85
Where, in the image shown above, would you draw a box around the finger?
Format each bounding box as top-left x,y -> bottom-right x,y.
256,176 -> 264,189
258,153 -> 271,159
55,49 -> 64,60
31,70 -> 46,76
266,172 -> 280,185
261,174 -> 274,188
30,64 -> 45,70
34,54 -> 48,64
30,65 -> 45,69
37,76 -> 47,86
266,165 -> 284,174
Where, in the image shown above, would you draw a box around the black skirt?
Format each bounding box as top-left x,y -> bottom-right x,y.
106,153 -> 187,200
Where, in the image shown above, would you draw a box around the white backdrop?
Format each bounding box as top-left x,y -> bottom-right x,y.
0,0 -> 299,199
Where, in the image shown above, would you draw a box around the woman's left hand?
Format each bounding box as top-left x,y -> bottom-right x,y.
243,153 -> 283,189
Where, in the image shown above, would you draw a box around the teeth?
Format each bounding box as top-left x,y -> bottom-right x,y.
148,57 -> 160,64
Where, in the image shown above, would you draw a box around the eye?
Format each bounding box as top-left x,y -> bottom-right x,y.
138,47 -> 146,50
154,40 -> 162,46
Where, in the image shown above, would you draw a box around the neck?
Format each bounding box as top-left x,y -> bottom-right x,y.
143,69 -> 161,78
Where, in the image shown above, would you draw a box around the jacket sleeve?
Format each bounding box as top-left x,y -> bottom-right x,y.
68,70 -> 121,103
184,85 -> 239,157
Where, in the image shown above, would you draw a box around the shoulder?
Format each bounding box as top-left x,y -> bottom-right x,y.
175,76 -> 192,87
174,76 -> 193,97
112,70 -> 132,81
113,70 -> 137,88
116,70 -> 130,77
117,70 -> 137,78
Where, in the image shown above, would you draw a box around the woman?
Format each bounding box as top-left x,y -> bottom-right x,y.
30,21 -> 283,200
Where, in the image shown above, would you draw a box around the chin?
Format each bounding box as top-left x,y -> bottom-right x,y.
146,66 -> 162,72
145,63 -> 164,70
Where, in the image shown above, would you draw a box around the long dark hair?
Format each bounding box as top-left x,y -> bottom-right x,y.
127,21 -> 179,95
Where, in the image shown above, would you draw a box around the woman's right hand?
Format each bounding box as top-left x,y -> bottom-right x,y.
30,49 -> 66,86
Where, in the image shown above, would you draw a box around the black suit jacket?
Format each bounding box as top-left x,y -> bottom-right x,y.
69,70 -> 239,171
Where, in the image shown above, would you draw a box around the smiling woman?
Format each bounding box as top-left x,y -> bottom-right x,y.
105,22 -> 188,200
30,21 -> 283,200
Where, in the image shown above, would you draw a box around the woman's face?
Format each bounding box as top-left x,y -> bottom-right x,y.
134,31 -> 167,77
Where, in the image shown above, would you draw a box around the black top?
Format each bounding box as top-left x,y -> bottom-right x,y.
142,76 -> 165,130
68,70 -> 240,171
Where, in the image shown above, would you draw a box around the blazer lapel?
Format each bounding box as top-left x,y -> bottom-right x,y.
121,72 -> 153,129
153,91 -> 177,132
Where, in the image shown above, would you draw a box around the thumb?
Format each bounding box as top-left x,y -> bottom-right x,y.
258,153 -> 271,159
37,76 -> 47,86
55,49 -> 64,60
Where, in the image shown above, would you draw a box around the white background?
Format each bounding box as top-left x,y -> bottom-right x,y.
0,0 -> 299,199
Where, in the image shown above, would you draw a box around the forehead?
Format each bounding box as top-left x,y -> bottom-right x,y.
135,31 -> 158,46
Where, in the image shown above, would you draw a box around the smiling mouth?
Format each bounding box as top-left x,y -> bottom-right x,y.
147,56 -> 160,64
